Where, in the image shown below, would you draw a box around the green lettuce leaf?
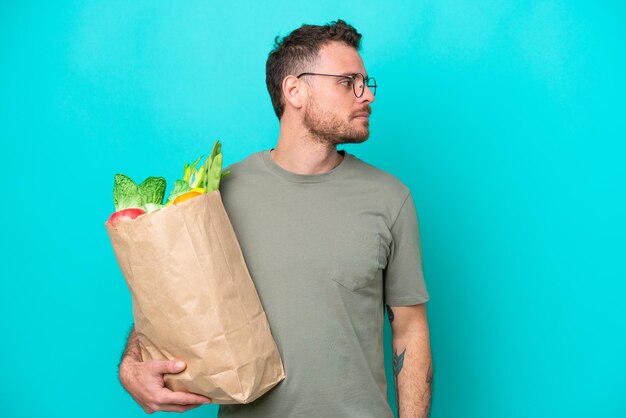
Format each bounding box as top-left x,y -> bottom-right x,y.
113,174 -> 142,211
144,203 -> 164,213
138,176 -> 166,206
167,179 -> 192,203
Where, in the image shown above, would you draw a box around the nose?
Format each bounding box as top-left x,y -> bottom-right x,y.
359,84 -> 375,104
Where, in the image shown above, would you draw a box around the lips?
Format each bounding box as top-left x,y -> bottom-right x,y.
352,108 -> 372,119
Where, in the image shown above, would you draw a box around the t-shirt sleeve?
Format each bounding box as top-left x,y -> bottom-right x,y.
383,192 -> 430,306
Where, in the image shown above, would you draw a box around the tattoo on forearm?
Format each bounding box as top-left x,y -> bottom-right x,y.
386,305 -> 395,323
387,305 -> 432,416
393,348 -> 405,376
392,348 -> 405,411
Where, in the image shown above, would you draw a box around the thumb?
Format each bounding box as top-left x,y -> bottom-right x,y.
155,359 -> 187,374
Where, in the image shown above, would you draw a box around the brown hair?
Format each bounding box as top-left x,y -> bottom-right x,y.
265,19 -> 362,119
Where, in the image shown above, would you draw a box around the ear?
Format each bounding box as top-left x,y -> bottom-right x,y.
282,75 -> 306,111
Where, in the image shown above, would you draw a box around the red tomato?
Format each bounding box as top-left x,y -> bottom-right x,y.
107,208 -> 146,225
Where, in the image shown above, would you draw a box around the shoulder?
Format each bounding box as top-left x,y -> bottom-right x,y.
348,153 -> 411,201
222,150 -> 261,173
220,150 -> 264,186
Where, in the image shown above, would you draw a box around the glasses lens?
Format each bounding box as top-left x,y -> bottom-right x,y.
353,73 -> 365,97
367,77 -> 377,96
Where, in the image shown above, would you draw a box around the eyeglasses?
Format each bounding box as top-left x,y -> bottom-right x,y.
296,72 -> 377,98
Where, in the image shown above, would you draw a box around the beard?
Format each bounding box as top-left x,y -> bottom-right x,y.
302,95 -> 371,146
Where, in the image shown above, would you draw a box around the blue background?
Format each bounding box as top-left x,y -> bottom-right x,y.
1,1 -> 624,417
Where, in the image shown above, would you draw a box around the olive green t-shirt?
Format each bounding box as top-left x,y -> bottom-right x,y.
218,148 -> 429,418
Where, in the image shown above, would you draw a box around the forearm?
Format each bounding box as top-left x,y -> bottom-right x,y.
115,325 -> 211,411
119,325 -> 142,365
392,333 -> 433,418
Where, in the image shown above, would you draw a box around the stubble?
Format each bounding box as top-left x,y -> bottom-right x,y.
302,95 -> 371,146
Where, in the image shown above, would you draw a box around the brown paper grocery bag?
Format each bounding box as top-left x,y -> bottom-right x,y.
105,190 -> 285,404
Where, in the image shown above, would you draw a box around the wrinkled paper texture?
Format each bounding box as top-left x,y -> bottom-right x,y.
106,191 -> 285,404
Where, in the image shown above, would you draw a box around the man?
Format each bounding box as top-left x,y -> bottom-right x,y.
118,19 -> 433,417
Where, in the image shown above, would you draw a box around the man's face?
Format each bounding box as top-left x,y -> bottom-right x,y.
301,42 -> 375,146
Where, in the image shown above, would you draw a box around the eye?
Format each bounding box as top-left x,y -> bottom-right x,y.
340,78 -> 353,87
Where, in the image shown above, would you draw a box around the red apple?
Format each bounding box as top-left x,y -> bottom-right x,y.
107,208 -> 146,225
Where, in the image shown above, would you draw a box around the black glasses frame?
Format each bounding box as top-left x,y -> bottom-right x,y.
296,72 -> 377,98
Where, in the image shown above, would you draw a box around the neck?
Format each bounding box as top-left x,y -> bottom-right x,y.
271,120 -> 344,175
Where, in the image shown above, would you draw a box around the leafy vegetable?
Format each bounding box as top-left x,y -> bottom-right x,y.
138,177 -> 166,206
165,139 -> 230,203
167,180 -> 193,203
201,140 -> 226,192
144,203 -> 164,213
183,155 -> 205,189
112,174 -> 166,218
113,174 -> 143,212
108,139 -> 230,223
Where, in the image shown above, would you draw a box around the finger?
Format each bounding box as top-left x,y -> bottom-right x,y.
157,388 -> 212,405
150,359 -> 186,375
157,403 -> 203,413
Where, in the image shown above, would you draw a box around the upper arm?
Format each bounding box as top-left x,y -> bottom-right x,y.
383,192 -> 430,306
388,303 -> 430,339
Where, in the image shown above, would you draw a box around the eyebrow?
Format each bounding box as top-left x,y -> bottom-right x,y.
338,72 -> 370,78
